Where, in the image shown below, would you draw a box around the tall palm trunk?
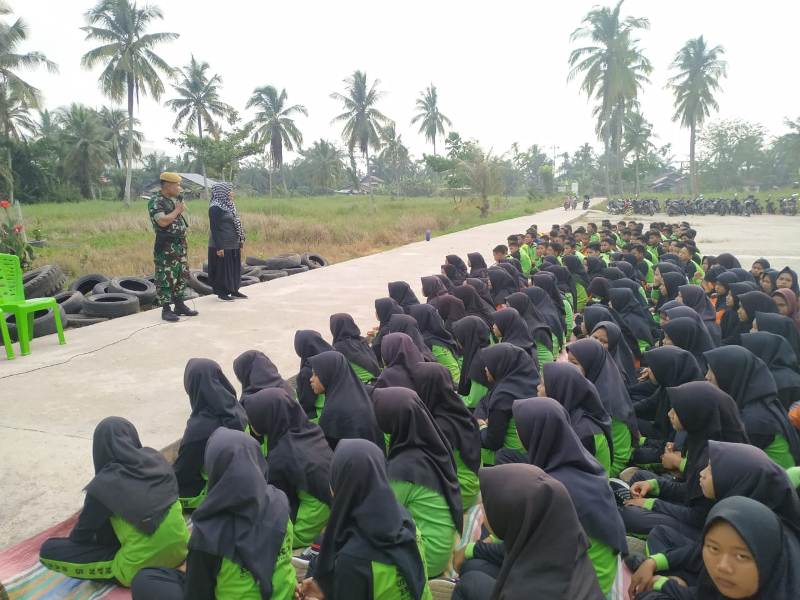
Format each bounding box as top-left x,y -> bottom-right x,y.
634,151 -> 641,195
603,136 -> 611,198
365,147 -> 374,205
433,136 -> 436,156
198,115 -> 208,198
689,122 -> 697,196
124,77 -> 134,207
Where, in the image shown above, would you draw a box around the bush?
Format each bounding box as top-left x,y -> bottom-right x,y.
0,200 -> 34,270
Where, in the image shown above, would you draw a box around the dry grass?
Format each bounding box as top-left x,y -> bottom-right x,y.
22,194 -> 561,281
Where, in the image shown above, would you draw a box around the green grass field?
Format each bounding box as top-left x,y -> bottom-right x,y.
21,194 -> 562,281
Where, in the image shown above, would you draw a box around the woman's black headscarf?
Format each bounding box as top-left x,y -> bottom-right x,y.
387,313 -> 436,362
492,307 -> 536,357
421,275 -> 447,305
441,263 -> 462,286
452,284 -> 495,328
678,284 -> 717,325
466,276 -> 495,307
233,350 -> 295,402
663,317 -> 715,372
562,255 -> 589,289
409,303 -> 459,354
587,276 -> 611,304
373,387 -> 463,531
756,311 -> 800,357
191,428 -> 289,600
523,287 -> 565,346
373,297 -> 404,364
609,287 -> 657,345
739,291 -> 778,325
600,266 -> 626,281
584,303 -> 640,358
696,496 -> 800,600
611,261 -> 636,281
436,273 -> 456,294
661,271 -> 688,304
590,321 -> 637,384
435,294 -> 467,333
497,260 -> 527,290
309,351 -> 381,446
315,439 -> 427,600
243,388 -> 333,517
86,417 -> 178,535
585,256 -> 605,280
761,269 -> 779,294
375,332 -> 425,390
715,253 -> 741,270
513,398 -> 627,555
741,331 -> 800,409
532,272 -> 566,319
611,278 -> 648,307
479,464 -> 601,600
721,282 -> 758,343
481,343 -> 540,412
445,254 -> 469,285
412,361 -> 481,473
506,292 -> 553,353
467,252 -> 489,281
669,381 -> 748,502
388,281 -> 420,314
488,267 -> 518,306
544,264 -> 578,310
778,266 -> 800,295
330,313 -> 382,378
642,346 -> 703,440
183,358 -> 246,444
294,330 -> 335,418
656,261 -> 682,277
730,267 -> 756,284
452,316 -> 491,396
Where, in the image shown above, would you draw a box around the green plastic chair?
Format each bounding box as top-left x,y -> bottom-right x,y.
0,253 -> 66,359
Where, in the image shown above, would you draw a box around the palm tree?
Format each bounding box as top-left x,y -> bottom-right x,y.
331,70 -> 389,198
460,150 -> 502,217
568,0 -> 651,196
99,106 -> 142,169
668,36 -> 727,196
623,110 -> 655,194
246,85 -> 306,195
302,139 -> 344,192
378,122 -> 410,197
81,0 -> 178,205
411,84 -> 451,155
57,104 -> 112,199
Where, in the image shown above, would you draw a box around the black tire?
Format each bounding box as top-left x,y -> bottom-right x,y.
240,275 -> 260,287
5,305 -> 66,341
108,277 -> 158,306
93,281 -> 114,295
69,274 -> 109,295
258,270 -> 288,281
301,253 -> 329,269
245,256 -> 268,267
241,264 -> 259,276
54,290 -> 85,315
284,266 -> 309,276
188,270 -> 213,295
82,293 -> 140,318
183,288 -> 200,300
23,265 -> 66,299
248,254 -> 302,270
67,314 -> 109,328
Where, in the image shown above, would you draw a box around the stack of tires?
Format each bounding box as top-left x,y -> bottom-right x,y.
63,274 -> 158,328
5,265 -> 69,342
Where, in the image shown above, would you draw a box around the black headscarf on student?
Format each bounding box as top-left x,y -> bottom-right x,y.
562,254 -> 589,289
388,281 -> 420,314
492,307 -> 536,357
523,287 -> 565,347
761,269 -> 779,294
373,387 -> 463,531
330,313 -> 382,378
452,316 -> 491,396
373,297 -> 404,364
755,311 -> 800,357
436,273 -> 456,294
585,256 -> 605,280
779,266 -> 800,294
452,284 -> 495,328
481,343 -> 540,412
678,284 -> 717,325
506,292 -> 553,352
591,321 -> 637,384
191,428 -> 289,600
498,260 -> 528,290
293,330 -> 335,419
600,266 -> 626,281
612,261 -> 637,281
641,346 -> 703,440
466,277 -> 495,308
609,287 -> 657,345
409,303 -> 459,354
513,398 -> 628,555
714,270 -> 738,309
611,278 -> 647,308
721,282 -> 758,343
467,252 -> 489,281
738,291 -> 778,325
741,331 -> 800,409
86,417 -> 178,535
243,388 -> 333,516
542,362 -> 613,455
532,272 -> 566,319
421,275 -> 447,306
695,496 -> 800,600
309,351 -> 381,446
587,276 -> 611,304
661,272 -> 688,305
708,441 -> 800,532
387,313 -> 436,362
669,381 -> 748,502
730,267 -> 756,284
375,332 -> 425,390
567,338 -> 637,435
716,253 -> 741,270
663,317 -> 715,372
436,294 -> 467,333
584,303 -> 640,358
315,439 -> 427,600
445,254 -> 469,284
441,263 -> 462,287
656,261 -> 682,277
183,358 -> 246,444
233,350 -> 295,402
479,464 -> 601,600
543,264 -> 578,310
488,267 -> 518,306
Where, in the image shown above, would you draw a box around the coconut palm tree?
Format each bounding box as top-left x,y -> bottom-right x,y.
568,0 -> 651,196
378,122 -> 410,197
668,36 -> 727,195
623,110 -> 655,195
302,139 -> 344,192
81,0 -> 178,205
99,106 -> 142,169
246,85 -> 306,195
57,104 -> 112,199
331,70 -> 389,198
411,84 -> 451,155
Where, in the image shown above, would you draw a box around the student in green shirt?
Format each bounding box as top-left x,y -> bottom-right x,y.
40,417 -> 189,587
563,255 -> 590,313
293,330 -> 334,421
452,316 -> 492,409
373,387 -> 463,578
131,428 -> 295,600
506,293 -> 556,366
508,238 -> 532,276
410,304 -> 462,385
330,313 -> 382,384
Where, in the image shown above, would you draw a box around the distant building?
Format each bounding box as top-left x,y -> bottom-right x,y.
649,172 -> 687,193
335,175 -> 385,195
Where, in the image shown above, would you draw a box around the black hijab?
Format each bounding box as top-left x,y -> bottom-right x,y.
756,311 -> 800,357
445,254 -> 469,285
315,439 -> 427,600
488,267 -> 518,306
585,256 -> 604,280
387,313 -> 436,362
741,331 -> 800,409
663,316 -> 715,371
513,398 -> 628,554
436,273 -> 456,294
600,266 -> 626,281
563,254 -> 589,289
86,417 -> 178,535
587,276 -> 611,304
591,320 -> 637,384
388,281 -> 420,314
609,287 -> 656,345
492,307 -> 536,357
466,277 -> 495,308
309,350 -> 381,446
544,264 -> 578,309
730,267 -> 756,284
421,275 -> 447,305
452,316 -> 491,396
373,387 -> 463,531
642,346 -> 704,440
611,278 -> 648,307
611,261 -> 635,280
435,294 -> 467,333
532,272 -> 566,318
481,343 -> 540,412
409,303 -> 459,354
523,287 -> 565,346
467,252 -> 489,281
721,282 -> 758,343
330,313 -> 382,378
183,358 -> 246,444
479,464 -> 602,600
243,388 -> 333,516
372,297 -> 404,364
233,350 -> 295,403
716,253 -> 741,269
738,291 -> 778,325
294,330 -> 335,418
506,292 -> 553,352
678,284 -> 717,325
375,332 -> 425,390
661,271 -> 688,303
584,303 -> 640,359
779,266 -> 800,295
452,284 -> 495,328
191,428 -> 289,600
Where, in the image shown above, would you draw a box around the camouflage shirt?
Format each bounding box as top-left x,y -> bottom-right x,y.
147,192 -> 188,237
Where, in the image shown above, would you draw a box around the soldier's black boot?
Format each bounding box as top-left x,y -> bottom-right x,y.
162,305 -> 180,322
173,300 -> 199,317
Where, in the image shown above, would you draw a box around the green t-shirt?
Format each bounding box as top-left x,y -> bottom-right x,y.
575,282 -> 588,313
293,490 -> 331,548
460,380 -> 488,410
764,434 -> 796,469
454,449 -> 480,511
536,341 -> 555,368
309,393 -> 326,424
610,419 -> 633,479
787,466 -> 800,489
587,537 -> 618,596
350,361 -> 377,384
563,298 -> 574,335
593,432 -> 612,476
431,344 -> 461,386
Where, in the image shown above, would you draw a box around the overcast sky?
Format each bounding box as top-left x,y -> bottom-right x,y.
17,0 -> 800,165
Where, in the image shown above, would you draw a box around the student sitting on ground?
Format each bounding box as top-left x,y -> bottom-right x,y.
233,349 -> 295,403
330,313 -> 382,384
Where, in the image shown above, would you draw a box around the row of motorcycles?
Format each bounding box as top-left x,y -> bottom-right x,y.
607,195 -> 798,217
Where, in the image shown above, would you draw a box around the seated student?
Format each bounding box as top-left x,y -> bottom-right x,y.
506,292 -> 556,365
622,382 -> 747,539
741,331 -> 800,410
467,252 -> 490,282
451,284 -> 494,328
487,266 -> 518,308
330,313 -> 382,384
477,343 -> 540,465
491,307 -> 536,358
388,280 -> 421,314
563,254 -> 590,312
677,284 -> 721,345
772,288 -> 800,328
421,275 -> 448,308
412,362 -> 482,510
175,358 -> 247,509
453,316 -> 492,409
387,313 -> 437,362
465,276 -> 496,309
514,398 -> 627,596
234,349 -> 295,403
409,304 -> 462,384
662,316 -> 715,372
40,417 -> 188,587
436,293 -> 467,334
533,271 -> 574,336
131,428 -> 295,600
523,286 -> 566,353
375,332 -> 426,390
705,345 -> 800,469
453,464 -> 604,600
370,297 -> 404,365
634,496 -> 800,600
568,338 -> 639,478
609,287 -> 657,355
308,350 -> 382,450
590,320 -> 637,385
720,281 -> 759,345
294,330 -> 334,422
491,244 -> 509,266
243,389 -> 332,549
777,266 -> 800,294
298,439 -> 433,600
373,388 -> 462,578
445,254 -> 470,285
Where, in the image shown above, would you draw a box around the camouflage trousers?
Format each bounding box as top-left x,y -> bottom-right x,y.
154,237 -> 189,306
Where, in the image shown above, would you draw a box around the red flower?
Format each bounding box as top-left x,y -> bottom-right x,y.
13,224 -> 23,234
0,200 -> 10,209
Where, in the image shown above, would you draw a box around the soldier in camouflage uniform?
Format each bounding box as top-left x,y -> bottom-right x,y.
147,172 -> 199,322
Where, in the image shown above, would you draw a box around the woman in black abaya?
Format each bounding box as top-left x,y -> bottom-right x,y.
330,313 -> 382,384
